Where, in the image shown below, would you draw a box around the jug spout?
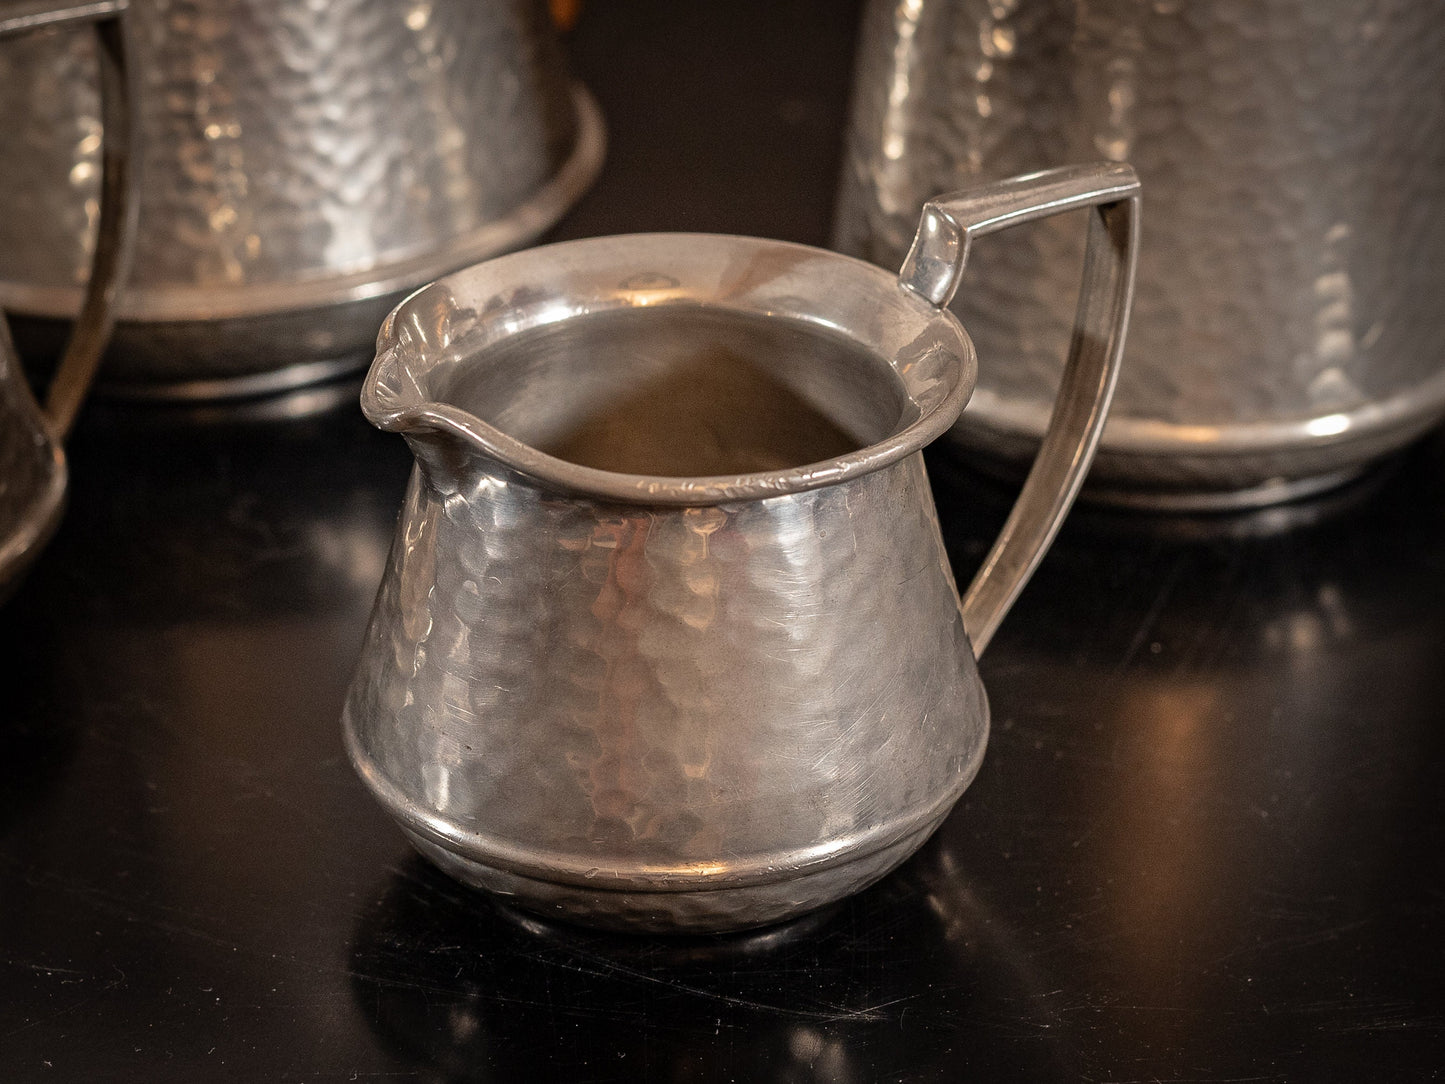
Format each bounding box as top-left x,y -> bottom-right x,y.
360,288 -> 520,493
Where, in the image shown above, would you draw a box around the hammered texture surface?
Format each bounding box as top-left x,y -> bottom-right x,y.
834,0 -> 1445,488
0,0 -> 576,292
344,450 -> 985,929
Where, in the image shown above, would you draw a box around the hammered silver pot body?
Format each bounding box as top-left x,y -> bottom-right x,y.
347,452 -> 988,932
0,0 -> 603,395
835,0 -> 1445,507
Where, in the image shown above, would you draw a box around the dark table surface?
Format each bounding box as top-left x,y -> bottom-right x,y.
4,2 -> 1444,1080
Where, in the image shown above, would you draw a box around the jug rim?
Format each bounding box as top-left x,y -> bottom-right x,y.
361,232 -> 976,506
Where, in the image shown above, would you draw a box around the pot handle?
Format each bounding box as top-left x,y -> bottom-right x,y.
0,0 -> 136,441
899,162 -> 1140,656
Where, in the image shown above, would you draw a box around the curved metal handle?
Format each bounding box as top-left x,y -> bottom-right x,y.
0,0 -> 136,441
900,162 -> 1141,656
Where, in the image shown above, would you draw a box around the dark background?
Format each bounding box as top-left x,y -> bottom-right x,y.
2,1 -> 1443,1079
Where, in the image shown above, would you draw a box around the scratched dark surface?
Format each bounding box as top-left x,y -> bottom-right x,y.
3,1 -> 1445,1080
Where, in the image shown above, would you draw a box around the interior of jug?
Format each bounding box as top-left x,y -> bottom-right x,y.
441,304 -> 911,477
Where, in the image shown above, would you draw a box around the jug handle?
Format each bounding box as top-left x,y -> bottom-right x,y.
899,162 -> 1140,656
0,0 -> 137,441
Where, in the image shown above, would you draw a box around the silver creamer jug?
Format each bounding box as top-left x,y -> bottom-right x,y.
342,164 -> 1140,932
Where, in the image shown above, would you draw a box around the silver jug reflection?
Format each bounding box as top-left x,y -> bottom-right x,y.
0,0 -> 603,398
835,0 -> 1445,509
1,0 -> 135,598
342,163 -> 1139,932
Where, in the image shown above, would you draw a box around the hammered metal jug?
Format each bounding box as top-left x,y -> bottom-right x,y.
0,0 -> 603,398
0,0 -> 135,598
342,163 -> 1139,933
835,0 -> 1445,509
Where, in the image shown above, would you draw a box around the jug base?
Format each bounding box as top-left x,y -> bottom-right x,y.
399,819 -> 950,935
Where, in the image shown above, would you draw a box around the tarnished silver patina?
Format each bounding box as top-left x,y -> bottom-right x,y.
1,0 -> 135,598
0,0 -> 603,397
835,0 -> 1445,508
343,164 -> 1139,932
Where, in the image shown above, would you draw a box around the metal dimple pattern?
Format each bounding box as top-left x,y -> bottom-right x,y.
0,0 -> 575,291
344,449 -> 985,930
0,26 -> 101,291
835,0 -> 1445,492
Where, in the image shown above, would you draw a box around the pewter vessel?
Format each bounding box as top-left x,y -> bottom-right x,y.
0,0 -> 603,397
835,0 -> 1445,508
343,164 -> 1139,932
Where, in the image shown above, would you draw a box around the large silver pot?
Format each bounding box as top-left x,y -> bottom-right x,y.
342,163 -> 1139,932
835,0 -> 1445,509
0,0 -> 603,398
